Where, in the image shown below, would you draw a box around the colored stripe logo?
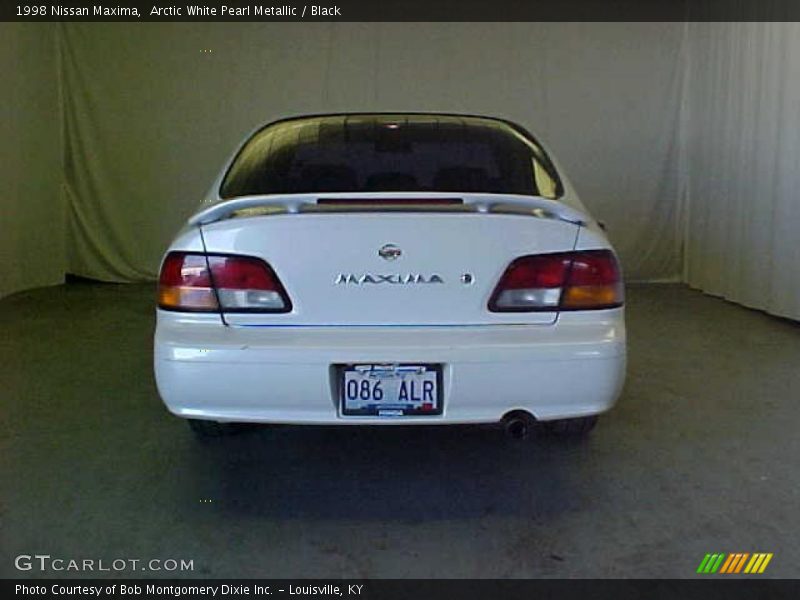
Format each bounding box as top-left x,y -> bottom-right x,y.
697,553 -> 773,574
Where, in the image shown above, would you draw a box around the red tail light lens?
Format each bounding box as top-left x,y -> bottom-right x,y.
207,255 -> 292,312
489,254 -> 571,311
489,250 -> 623,312
158,252 -> 292,313
158,253 -> 217,311
561,250 -> 624,310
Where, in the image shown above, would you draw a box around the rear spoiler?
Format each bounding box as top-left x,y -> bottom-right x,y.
188,192 -> 588,227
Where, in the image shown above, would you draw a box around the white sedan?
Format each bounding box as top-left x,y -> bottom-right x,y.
154,113 -> 626,439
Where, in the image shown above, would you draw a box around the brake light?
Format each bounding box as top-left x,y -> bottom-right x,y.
158,253 -> 217,311
316,198 -> 464,205
158,252 -> 292,313
560,251 -> 624,310
489,250 -> 623,312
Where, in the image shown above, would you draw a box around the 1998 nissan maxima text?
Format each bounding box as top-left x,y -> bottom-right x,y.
154,114 -> 626,438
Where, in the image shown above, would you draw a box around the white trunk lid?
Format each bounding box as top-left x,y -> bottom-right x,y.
198,195 -> 582,326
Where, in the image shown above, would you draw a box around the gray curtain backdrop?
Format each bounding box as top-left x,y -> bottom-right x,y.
2,22 -> 799,321
57,22 -> 686,283
1,24 -> 61,299
684,23 -> 800,320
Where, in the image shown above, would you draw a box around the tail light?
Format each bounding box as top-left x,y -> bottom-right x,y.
489,250 -> 623,312
158,252 -> 292,313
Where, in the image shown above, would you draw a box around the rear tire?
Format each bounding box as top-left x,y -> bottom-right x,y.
545,415 -> 598,437
187,419 -> 235,438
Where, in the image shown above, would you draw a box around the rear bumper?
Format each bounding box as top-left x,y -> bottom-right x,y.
153,310 -> 626,424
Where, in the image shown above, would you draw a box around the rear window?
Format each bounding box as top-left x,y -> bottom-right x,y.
219,115 -> 562,199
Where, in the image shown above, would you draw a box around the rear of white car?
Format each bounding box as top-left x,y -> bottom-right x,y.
154,114 -> 625,438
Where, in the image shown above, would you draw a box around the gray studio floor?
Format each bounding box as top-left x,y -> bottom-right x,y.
1,282 -> 798,578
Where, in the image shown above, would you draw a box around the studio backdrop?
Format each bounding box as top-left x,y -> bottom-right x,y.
2,22 -> 799,321
58,22 -> 685,283
684,22 -> 800,320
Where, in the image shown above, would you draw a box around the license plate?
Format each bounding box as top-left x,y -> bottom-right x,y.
340,364 -> 443,417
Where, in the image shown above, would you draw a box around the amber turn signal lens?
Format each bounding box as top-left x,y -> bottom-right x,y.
561,282 -> 624,310
158,286 -> 219,311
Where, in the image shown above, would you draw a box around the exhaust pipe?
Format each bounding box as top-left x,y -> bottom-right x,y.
502,411 -> 535,440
